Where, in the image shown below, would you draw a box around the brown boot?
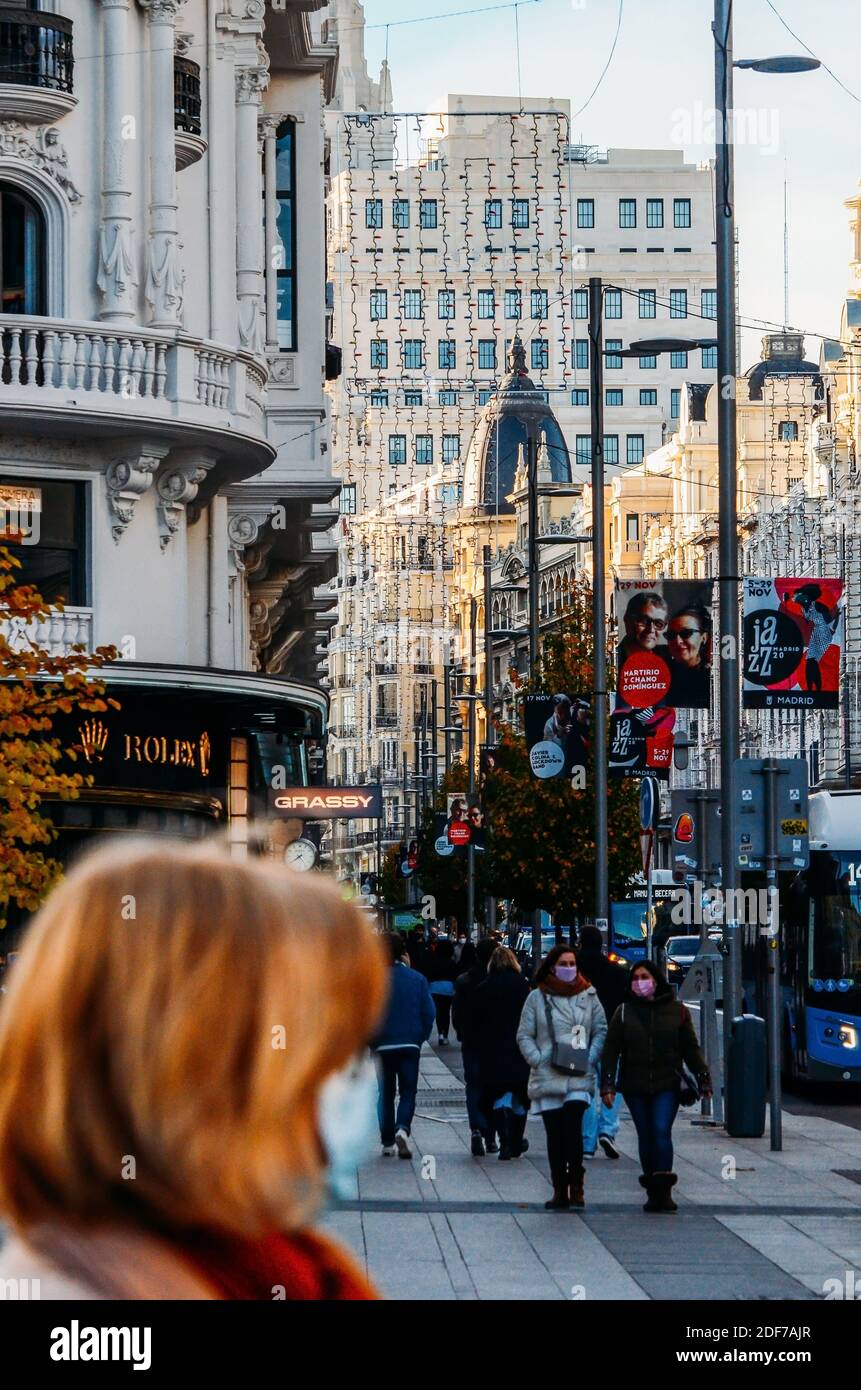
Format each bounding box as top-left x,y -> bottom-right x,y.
569,1165 -> 586,1209
544,1182 -> 570,1211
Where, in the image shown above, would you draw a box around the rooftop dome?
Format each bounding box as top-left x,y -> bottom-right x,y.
745,332 -> 822,401
461,338 -> 571,514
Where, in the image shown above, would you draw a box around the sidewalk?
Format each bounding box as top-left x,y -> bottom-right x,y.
323,1043 -> 861,1301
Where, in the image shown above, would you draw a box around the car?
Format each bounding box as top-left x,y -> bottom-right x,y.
664,934 -> 703,985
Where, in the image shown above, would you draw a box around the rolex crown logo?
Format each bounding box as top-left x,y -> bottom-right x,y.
79,718 -> 109,763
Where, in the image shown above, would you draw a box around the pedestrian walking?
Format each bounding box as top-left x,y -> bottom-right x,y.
517,945 -> 607,1210
600,960 -> 712,1213
576,925 -> 628,1160
0,840 -> 386,1300
372,932 -> 436,1160
426,937 -> 458,1045
472,947 -> 531,1161
452,937 -> 498,1156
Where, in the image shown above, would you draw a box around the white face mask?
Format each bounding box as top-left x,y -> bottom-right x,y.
317,1054 -> 379,1200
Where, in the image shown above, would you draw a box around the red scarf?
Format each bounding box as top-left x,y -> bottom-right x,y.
540,972 -> 591,998
179,1228 -> 379,1301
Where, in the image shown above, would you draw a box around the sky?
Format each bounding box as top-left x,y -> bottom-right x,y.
359,0 -> 861,367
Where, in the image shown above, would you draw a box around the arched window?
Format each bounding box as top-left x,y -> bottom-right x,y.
274,119 -> 296,350
0,184 -> 46,315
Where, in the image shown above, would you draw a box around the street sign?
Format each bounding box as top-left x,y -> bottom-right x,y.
734,758 -> 809,870
639,777 -> 659,832
679,940 -> 723,1002
670,788 -> 722,880
639,831 -> 653,874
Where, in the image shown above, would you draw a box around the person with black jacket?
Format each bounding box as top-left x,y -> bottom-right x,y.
577,926 -> 628,1160
452,937 -> 498,1156
426,938 -> 458,1045
471,948 -> 531,1161
600,959 -> 712,1213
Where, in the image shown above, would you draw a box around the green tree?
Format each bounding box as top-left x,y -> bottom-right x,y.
0,545 -> 119,925
481,583 -> 640,923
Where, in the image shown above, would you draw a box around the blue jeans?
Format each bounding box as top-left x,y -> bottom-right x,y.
462,1045 -> 492,1136
624,1089 -> 680,1175
582,1089 -> 622,1153
376,1048 -> 421,1145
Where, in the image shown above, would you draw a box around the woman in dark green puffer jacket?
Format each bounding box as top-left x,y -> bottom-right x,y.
600,959 -> 712,1214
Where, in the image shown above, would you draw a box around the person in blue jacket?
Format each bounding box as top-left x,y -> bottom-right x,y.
371,932 -> 436,1159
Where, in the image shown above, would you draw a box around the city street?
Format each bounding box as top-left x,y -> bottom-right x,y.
324,1042 -> 861,1301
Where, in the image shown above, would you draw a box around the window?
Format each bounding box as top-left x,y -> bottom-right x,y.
438,340 -> 456,370
505,288 -> 522,319
365,198 -> 383,229
606,388 -> 623,406
603,435 -> 620,465
369,288 -> 387,320
403,289 -> 423,319
478,340 -> 497,370
572,288 -> 588,320
701,289 -> 717,320
370,389 -> 389,407
512,199 -> 529,228
627,434 -> 645,465
605,339 -> 622,369
370,339 -> 388,369
439,390 -> 459,406
420,199 -> 438,229
392,199 -> 410,228
671,388 -> 681,419
477,388 -> 493,406
477,288 -> 495,319
572,388 -> 589,406
673,198 -> 691,228
779,420 -> 799,442
3,478 -> 85,605
619,199 -> 637,228
639,289 -> 656,319
670,350 -> 688,369
389,435 -> 406,466
639,389 -> 657,406
438,288 -> 455,319
531,339 -> 549,371
573,339 -> 589,371
415,435 -> 433,466
404,390 -> 422,406
340,484 -> 357,515
626,513 -> 640,543
403,339 -> 424,370
530,289 -> 548,320
273,123 -> 296,349
485,198 -> 502,228
670,288 -> 687,319
576,435 -> 591,466
639,353 -> 657,369
442,434 -> 460,463
577,198 -> 595,229
604,288 -> 622,320
646,198 -> 664,228
701,345 -> 717,369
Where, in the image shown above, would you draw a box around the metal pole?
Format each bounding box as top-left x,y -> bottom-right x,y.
430,677 -> 439,798
467,597 -> 477,939
483,544 -> 497,936
443,662 -> 452,777
645,832 -> 654,960
714,0 -> 743,1053
526,429 -> 543,966
376,780 -> 383,892
842,524 -> 851,787
763,758 -> 783,1151
589,275 -> 609,928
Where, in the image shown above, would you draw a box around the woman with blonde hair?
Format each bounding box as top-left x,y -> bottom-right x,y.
0,838 -> 388,1299
471,946 -> 531,1160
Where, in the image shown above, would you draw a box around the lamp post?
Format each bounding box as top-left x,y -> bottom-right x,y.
712,3 -> 820,1049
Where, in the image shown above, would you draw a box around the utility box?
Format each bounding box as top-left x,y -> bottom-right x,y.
725,1014 -> 767,1138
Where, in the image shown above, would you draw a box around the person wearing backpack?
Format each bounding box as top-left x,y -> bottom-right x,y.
600,959 -> 712,1213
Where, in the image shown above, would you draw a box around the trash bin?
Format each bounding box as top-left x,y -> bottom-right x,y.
725,1014 -> 767,1138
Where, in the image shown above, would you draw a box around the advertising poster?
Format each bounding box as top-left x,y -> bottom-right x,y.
434,794 -> 485,856
615,580 -> 714,711
608,694 -> 674,781
742,577 -> 844,710
524,693 -> 590,779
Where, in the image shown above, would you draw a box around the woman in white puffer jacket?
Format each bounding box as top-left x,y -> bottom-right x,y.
517,945 -> 607,1211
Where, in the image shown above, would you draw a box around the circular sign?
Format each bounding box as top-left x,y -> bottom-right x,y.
742,609 -> 805,686
448,822 -> 471,847
639,777 -> 659,831
435,835 -> 454,857
529,740 -> 566,778
618,651 -> 671,709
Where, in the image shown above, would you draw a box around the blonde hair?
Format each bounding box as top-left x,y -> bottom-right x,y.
488,945 -> 521,974
0,838 -> 386,1239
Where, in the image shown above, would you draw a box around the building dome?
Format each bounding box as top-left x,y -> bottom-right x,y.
745,332 -> 823,401
461,338 -> 571,513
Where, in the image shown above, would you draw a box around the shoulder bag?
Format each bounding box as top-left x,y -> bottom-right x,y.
542,993 -> 590,1076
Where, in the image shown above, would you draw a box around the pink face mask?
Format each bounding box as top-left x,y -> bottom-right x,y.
631,976 -> 656,999
554,965 -> 578,983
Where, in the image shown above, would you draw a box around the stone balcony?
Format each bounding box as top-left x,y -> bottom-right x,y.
0,603 -> 92,657
0,8 -> 77,124
0,314 -> 274,490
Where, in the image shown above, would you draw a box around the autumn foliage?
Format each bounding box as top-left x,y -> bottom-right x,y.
0,545 -> 118,925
